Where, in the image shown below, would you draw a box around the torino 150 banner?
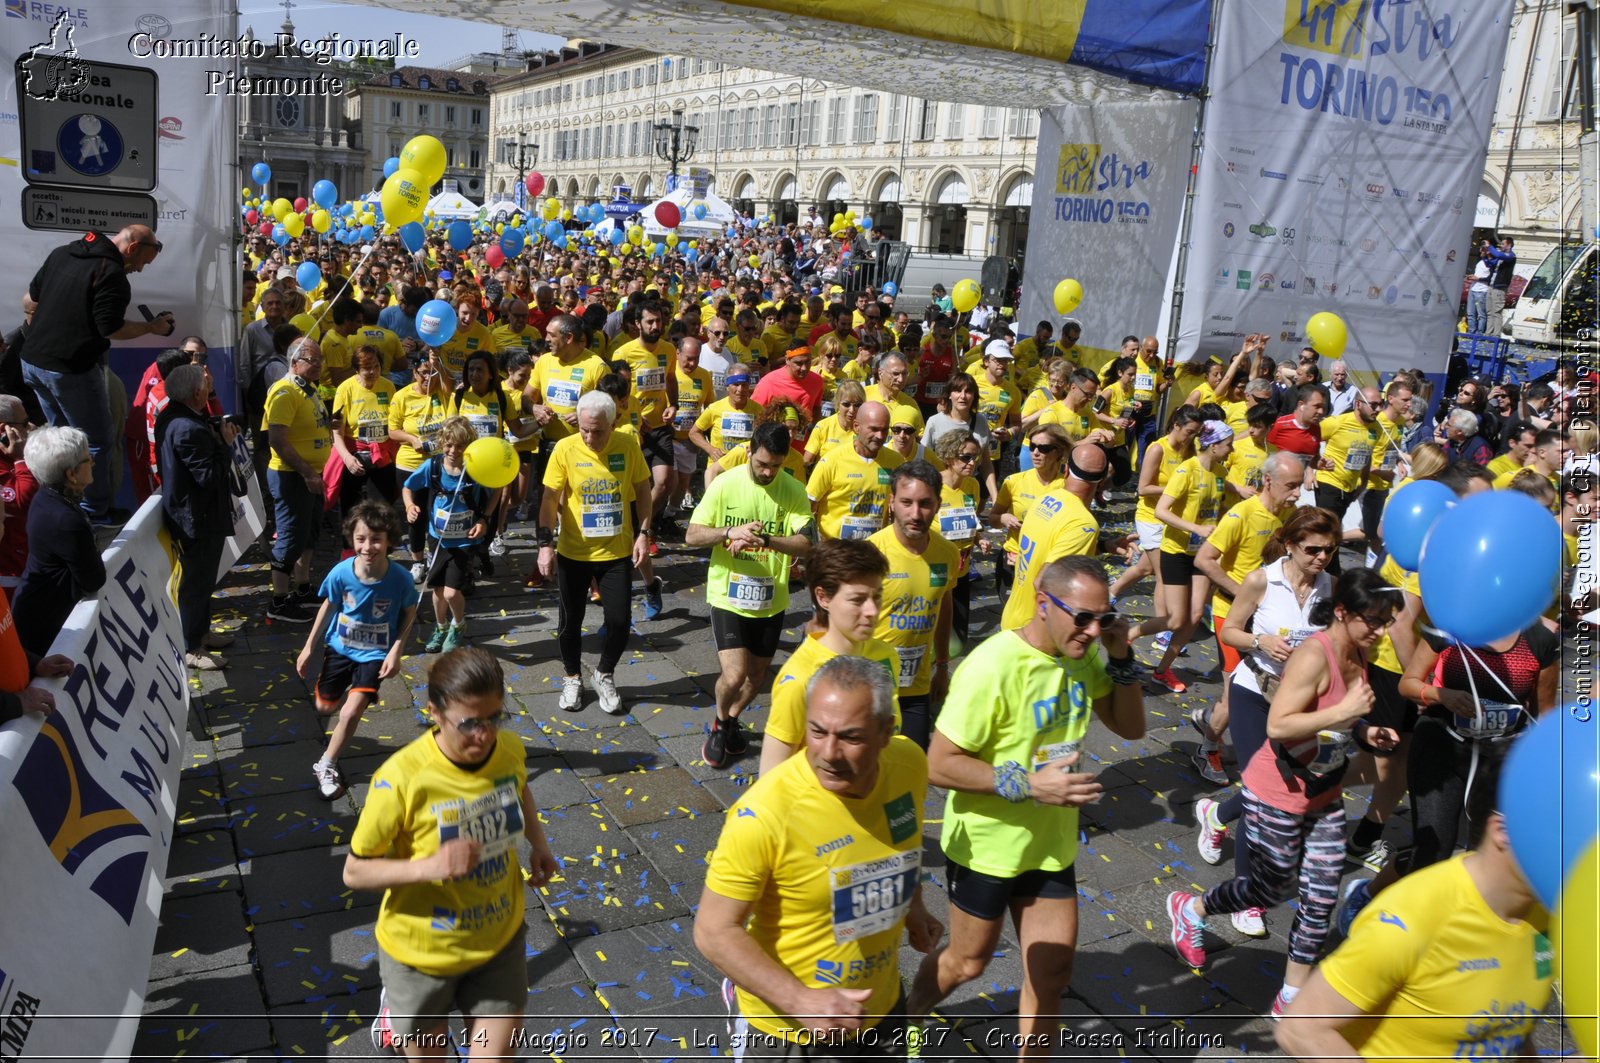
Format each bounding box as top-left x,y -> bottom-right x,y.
1175,0 -> 1514,376
1020,99 -> 1200,371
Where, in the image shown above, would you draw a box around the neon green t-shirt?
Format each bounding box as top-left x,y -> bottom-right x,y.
690,463 -> 813,618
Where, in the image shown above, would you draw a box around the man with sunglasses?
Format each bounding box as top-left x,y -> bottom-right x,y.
699,316 -> 733,395
910,555 -> 1144,1050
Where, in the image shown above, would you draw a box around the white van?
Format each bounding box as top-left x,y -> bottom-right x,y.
1504,241 -> 1598,357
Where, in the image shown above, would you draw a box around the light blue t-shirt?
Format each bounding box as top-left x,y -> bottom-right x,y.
319,557 -> 420,662
404,462 -> 488,548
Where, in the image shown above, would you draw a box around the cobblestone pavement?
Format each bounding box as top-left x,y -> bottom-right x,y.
136,496 -> 1577,1060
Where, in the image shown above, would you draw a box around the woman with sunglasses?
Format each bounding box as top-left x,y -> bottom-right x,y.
1019,358 -> 1069,438
332,345 -> 401,514
388,351 -> 450,582
1109,405 -> 1204,614
932,428 -> 989,646
1168,567 -> 1400,1018
803,379 -> 865,473
991,423 -> 1071,596
1194,506 -> 1337,935
347,647 -> 558,1057
923,372 -> 997,501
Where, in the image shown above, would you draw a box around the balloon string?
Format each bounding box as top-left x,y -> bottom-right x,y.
305,237 -> 383,337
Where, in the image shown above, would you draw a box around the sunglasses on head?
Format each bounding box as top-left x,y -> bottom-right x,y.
1042,591 -> 1119,628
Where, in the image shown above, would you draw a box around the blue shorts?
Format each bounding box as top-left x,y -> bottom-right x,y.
267,469 -> 320,571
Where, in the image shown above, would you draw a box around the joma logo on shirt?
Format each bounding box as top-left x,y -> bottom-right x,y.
815,834 -> 854,857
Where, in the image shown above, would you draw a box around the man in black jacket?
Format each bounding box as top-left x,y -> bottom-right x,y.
156,363 -> 238,670
23,225 -> 174,524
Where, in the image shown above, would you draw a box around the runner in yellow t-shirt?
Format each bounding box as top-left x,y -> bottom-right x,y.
1151,420 -> 1234,693
435,296 -> 498,378
807,401 -> 905,540
670,338 -> 715,514
331,345 -> 399,511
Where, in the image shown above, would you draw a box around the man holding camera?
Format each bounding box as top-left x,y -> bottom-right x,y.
23,225 -> 174,525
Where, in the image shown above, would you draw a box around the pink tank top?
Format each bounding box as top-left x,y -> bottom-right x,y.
1241,631 -> 1349,813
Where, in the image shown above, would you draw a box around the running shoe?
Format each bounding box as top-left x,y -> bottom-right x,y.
559,674 -> 583,712
313,760 -> 345,801
723,715 -> 749,756
267,595 -> 316,624
594,671 -> 624,715
1194,797 -> 1227,865
1230,908 -> 1267,938
410,561 -> 426,584
185,652 -> 225,671
293,584 -> 317,606
1192,746 -> 1228,785
370,987 -> 396,1053
1348,836 -> 1392,874
1187,703 -> 1213,742
1153,629 -> 1173,652
1335,878 -> 1373,938
702,717 -> 732,769
524,568 -> 545,589
489,535 -> 508,557
441,622 -> 464,652
1165,891 -> 1207,968
1152,668 -> 1188,694
424,625 -> 447,653
643,576 -> 665,620
477,554 -> 495,578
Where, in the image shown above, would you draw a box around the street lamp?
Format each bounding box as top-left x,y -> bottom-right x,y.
509,138 -> 539,205
652,107 -> 699,186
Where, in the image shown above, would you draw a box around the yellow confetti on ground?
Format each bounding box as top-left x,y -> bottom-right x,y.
170,948 -> 189,958
597,950 -> 607,962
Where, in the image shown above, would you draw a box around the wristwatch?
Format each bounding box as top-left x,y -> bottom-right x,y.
1251,634 -> 1261,651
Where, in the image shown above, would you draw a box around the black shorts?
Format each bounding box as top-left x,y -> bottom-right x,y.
945,857 -> 1078,921
1158,549 -> 1196,585
426,544 -> 477,589
642,423 -> 675,468
710,606 -> 786,658
1366,664 -> 1418,734
518,450 -> 536,465
315,651 -> 382,707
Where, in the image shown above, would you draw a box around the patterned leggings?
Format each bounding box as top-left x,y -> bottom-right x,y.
1201,788 -> 1346,966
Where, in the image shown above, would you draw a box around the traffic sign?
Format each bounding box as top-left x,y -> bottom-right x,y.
15,57 -> 157,192
21,186 -> 157,234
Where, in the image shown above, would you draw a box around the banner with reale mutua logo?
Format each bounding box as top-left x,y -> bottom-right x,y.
1175,0 -> 1514,376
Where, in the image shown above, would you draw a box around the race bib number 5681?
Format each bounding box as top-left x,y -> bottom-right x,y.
829,850 -> 920,942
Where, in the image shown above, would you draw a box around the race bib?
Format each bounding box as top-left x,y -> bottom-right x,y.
357,414 -> 388,443
1306,730 -> 1352,776
840,516 -> 879,541
1134,372 -> 1154,395
711,371 -> 727,393
721,413 -> 754,442
923,382 -> 947,399
1379,447 -> 1400,471
1031,738 -> 1083,771
894,644 -> 926,689
546,380 -> 582,410
727,573 -> 775,608
820,400 -> 836,419
1278,625 -> 1318,648
1343,444 -> 1372,471
433,501 -> 470,539
1455,699 -> 1521,739
939,506 -> 979,544
674,406 -> 699,432
468,414 -> 499,439
828,850 -> 920,943
636,366 -> 666,393
336,613 -> 390,652
580,498 -> 624,538
436,783 -> 525,861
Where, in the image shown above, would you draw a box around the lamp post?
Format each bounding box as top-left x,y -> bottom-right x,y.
652,107 -> 699,190
510,138 -> 539,207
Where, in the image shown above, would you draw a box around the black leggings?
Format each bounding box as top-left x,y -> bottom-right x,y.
951,570 -> 972,647
1217,681 -> 1272,881
555,554 -> 632,675
339,453 -> 399,513
398,466 -> 428,555
1406,712 -> 1506,872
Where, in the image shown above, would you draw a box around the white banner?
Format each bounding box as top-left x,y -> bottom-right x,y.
0,498 -> 188,1062
1175,0 -> 1513,376
1,1 -> 240,409
1020,99 -> 1200,367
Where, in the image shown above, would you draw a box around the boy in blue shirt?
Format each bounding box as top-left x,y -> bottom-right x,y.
402,416 -> 501,652
297,501 -> 420,799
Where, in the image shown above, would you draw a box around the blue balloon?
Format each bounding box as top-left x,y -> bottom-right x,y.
1382,479 -> 1455,571
861,216 -> 874,230
694,203 -> 708,220
416,299 -> 459,347
398,221 -> 426,253
296,261 -> 323,291
652,242 -> 666,258
358,224 -> 376,242
1499,708 -> 1600,908
447,219 -> 473,251
251,161 -> 271,185
311,179 -> 337,209
500,227 -> 525,256
726,227 -> 737,238
1419,489 -> 1561,645
544,220 -> 565,242
609,227 -> 625,247
383,156 -> 401,179
882,280 -> 898,297
340,203 -> 355,216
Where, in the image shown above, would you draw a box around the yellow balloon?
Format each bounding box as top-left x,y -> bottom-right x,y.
380,168 -> 429,229
463,436 -> 518,489
832,213 -> 844,225
1054,278 -> 1084,315
271,198 -> 292,221
749,255 -> 761,269
628,225 -> 645,245
282,212 -> 306,238
542,198 -> 561,221
241,186 -> 252,198
689,240 -> 698,249
666,233 -> 679,247
311,209 -> 332,233
289,312 -> 321,339
399,134 -> 447,186
951,278 -> 982,313
619,243 -> 632,255
361,211 -> 375,226
1553,840 -> 1599,1060
560,208 -> 572,221
1305,311 -> 1348,359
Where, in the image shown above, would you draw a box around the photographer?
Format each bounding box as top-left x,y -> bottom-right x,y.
156,364 -> 240,670
0,395 -> 36,600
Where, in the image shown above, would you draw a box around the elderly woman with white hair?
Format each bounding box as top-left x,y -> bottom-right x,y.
535,388 -> 652,716
11,425 -> 106,657
1438,407 -> 1492,466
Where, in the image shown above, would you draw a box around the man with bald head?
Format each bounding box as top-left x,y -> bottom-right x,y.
1313,383 -> 1383,570
24,224 -> 175,523
1130,334 -> 1169,455
807,399 -> 905,539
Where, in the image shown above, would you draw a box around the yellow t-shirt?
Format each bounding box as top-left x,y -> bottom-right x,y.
502,390 -> 540,453
1001,487 -> 1099,631
993,469 -> 1055,564
320,328 -> 353,379
1132,358 -> 1162,404
806,444 -> 905,540
694,398 -> 764,452
1486,452 -> 1523,480
436,320 -> 497,378
865,384 -> 923,434
528,351 -> 609,442
610,336 -> 677,430
1319,853 -> 1552,1061
1317,412 -> 1381,493
1039,399 -> 1096,442
765,631 -> 902,747
388,383 -> 450,470
333,375 -> 396,448
673,366 -> 715,440
1370,551 -> 1422,674
262,375 -> 330,473
349,729 -> 529,977
1203,494 -> 1284,622
760,325 -> 798,363
937,476 -> 982,577
1135,435 -> 1189,525
450,387 -> 509,441
355,325 -> 405,372
1366,411 -> 1408,490
726,335 -> 766,368
542,431 -> 649,562
491,323 -> 541,355
840,357 -> 875,384
803,413 -> 854,463
1159,456 -> 1228,556
703,736 -> 925,1043
716,440 -> 805,482
1227,435 -> 1271,496
1020,385 -> 1057,425
1100,381 -> 1136,447
869,527 -> 961,697
974,378 -> 1020,458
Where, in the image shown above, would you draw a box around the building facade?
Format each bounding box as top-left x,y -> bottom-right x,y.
347,66 -> 507,201
484,41 -> 1040,261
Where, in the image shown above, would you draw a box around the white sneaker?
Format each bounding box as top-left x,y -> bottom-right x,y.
312,760 -> 344,800
1231,907 -> 1267,937
558,674 -> 583,712
1195,797 -> 1227,865
410,561 -> 426,583
594,670 -> 624,715
489,535 -> 508,557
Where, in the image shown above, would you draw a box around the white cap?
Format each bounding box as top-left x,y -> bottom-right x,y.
984,338 -> 1014,360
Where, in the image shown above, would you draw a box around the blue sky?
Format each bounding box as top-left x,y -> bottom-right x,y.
241,1 -> 564,68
